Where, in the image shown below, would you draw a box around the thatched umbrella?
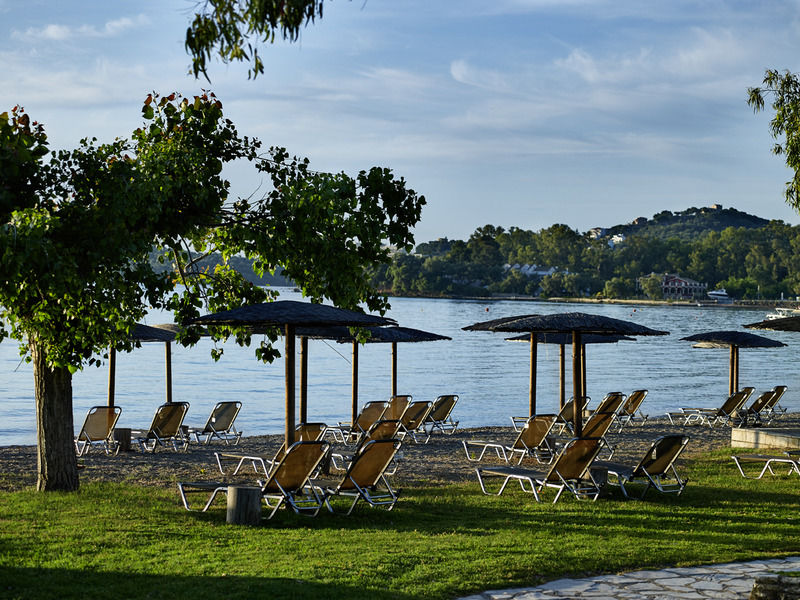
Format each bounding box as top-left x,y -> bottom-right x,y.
681,330 -> 786,395
505,332 -> 634,412
465,312 -> 668,436
191,300 -> 395,447
296,325 -> 451,423
745,314 -> 800,333
107,323 -> 178,407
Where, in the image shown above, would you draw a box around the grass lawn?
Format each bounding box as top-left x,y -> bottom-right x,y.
1,449 -> 799,599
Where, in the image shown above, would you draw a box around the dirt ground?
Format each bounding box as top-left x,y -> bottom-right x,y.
4,413 -> 794,492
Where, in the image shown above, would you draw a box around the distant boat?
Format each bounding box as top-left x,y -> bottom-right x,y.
707,289 -> 731,303
765,306 -> 800,320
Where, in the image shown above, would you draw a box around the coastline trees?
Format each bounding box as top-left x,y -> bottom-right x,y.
0,94 -> 424,491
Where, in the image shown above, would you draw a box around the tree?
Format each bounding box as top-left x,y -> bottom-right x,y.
186,0 -> 325,80
0,94 -> 424,491
641,274 -> 664,300
748,69 -> 800,212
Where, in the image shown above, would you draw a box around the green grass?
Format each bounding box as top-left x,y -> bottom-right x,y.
1,450 -> 799,599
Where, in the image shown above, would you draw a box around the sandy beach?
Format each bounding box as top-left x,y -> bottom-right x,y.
3,414 -> 792,493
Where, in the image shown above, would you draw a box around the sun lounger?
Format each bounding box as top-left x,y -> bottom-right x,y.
187,401 -> 242,445
475,437 -> 604,502
424,394 -> 459,435
398,400 -> 434,444
739,390 -> 776,427
320,438 -> 402,514
765,385 -> 788,422
580,409 -> 618,459
594,434 -> 689,498
731,451 -> 800,479
463,414 -> 557,465
215,422 -> 327,476
554,396 -> 590,435
327,400 -> 390,444
330,419 -> 402,472
614,389 -> 648,432
385,395 -> 412,421
74,406 -> 122,456
178,440 -> 330,519
132,402 -> 190,452
666,387 -> 754,427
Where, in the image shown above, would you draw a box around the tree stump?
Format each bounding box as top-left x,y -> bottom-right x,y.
226,485 -> 262,525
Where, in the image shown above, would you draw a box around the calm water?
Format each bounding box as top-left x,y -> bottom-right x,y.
1,289 -> 797,447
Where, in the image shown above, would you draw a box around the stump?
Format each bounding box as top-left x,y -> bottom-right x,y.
112,428 -> 131,452
226,485 -> 262,526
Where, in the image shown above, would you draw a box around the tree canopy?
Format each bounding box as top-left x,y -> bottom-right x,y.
0,93 -> 424,490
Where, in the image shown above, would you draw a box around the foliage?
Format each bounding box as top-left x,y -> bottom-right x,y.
185,0 -> 325,80
2,452 -> 800,599
749,69 -> 800,211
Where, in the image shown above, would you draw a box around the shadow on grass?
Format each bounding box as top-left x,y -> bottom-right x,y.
0,567 -> 418,600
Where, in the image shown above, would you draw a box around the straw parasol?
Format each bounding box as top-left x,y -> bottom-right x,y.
295,325 -> 451,423
681,330 -> 786,395
505,332 -> 634,412
191,300 -> 395,447
464,312 -> 668,436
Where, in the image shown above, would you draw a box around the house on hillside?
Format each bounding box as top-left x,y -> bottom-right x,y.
638,273 -> 708,300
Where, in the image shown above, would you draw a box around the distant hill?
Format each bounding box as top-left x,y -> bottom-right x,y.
593,205 -> 770,242
148,250 -> 293,287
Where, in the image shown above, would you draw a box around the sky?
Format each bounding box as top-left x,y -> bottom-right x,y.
3,0 -> 800,245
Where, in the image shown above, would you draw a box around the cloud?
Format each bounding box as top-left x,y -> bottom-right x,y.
450,60 -> 514,93
12,14 -> 149,42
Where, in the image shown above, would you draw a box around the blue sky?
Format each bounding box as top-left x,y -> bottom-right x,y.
3,1 -> 800,244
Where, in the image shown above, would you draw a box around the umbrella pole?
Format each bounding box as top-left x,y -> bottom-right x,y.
581,343 -> 586,401
529,334 -> 537,416
285,324 -> 296,448
391,341 -> 398,398
165,341 -> 172,404
299,336 -> 308,424
107,347 -> 116,407
351,341 -> 359,424
572,331 -> 583,437
734,345 -> 739,393
729,346 -> 735,396
559,344 -> 565,410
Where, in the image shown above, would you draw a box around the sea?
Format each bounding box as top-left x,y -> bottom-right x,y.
1,288 -> 797,447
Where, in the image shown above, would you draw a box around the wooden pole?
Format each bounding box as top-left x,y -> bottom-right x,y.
391,341 -> 398,397
572,331 -> 583,437
729,345 -> 735,396
351,341 -> 359,424
581,343 -> 587,401
165,342 -> 173,404
107,348 -> 116,407
733,346 -> 739,394
285,324 -> 296,448
529,333 -> 537,416
559,344 -> 566,410
299,336 -> 308,424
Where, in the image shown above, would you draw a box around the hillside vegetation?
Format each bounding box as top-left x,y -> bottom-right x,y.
370,205 -> 799,301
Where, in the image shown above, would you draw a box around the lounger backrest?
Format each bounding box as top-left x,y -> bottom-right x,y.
361,419 -> 402,446
544,437 -> 602,482
718,387 -> 753,416
594,392 -> 626,415
339,439 -> 401,491
386,395 -> 412,420
747,391 -> 775,414
516,414 -> 557,450
272,422 -> 328,464
149,402 -> 189,438
78,406 -> 122,442
633,434 -> 688,477
558,396 -> 589,422
401,401 -> 433,429
262,440 -> 329,494
620,390 -> 648,416
770,385 -> 788,407
428,395 -> 458,421
201,401 -> 241,433
355,401 -> 390,432
581,410 -> 616,439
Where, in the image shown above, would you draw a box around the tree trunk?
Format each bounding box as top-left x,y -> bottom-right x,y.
31,339 -> 79,491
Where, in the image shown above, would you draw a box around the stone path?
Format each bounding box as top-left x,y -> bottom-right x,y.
459,556 -> 800,599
